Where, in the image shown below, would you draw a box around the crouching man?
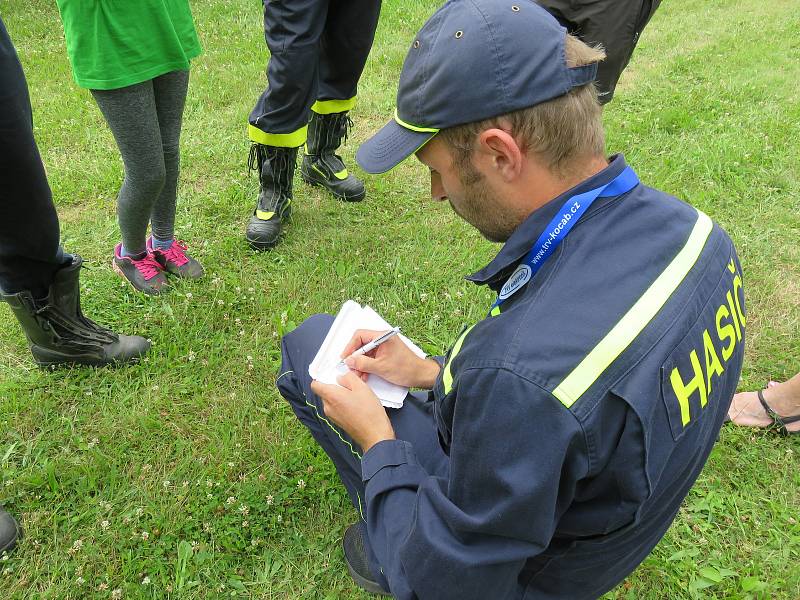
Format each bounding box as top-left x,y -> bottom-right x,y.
277,1 -> 744,597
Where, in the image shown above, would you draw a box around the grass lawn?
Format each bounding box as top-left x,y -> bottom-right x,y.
1,0 -> 799,597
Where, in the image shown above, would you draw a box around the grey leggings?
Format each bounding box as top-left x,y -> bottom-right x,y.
91,70 -> 189,255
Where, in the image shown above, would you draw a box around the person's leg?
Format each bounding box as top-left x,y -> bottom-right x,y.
278,314 -> 370,514
146,69 -> 203,279
301,0 -> 382,201
245,0 -> 329,250
91,81 -> 169,294
278,314 -> 448,593
316,0 -> 381,106
150,69 -> 188,246
91,82 -> 166,257
728,371 -> 800,433
0,16 -> 68,297
535,0 -> 661,104
0,15 -> 149,367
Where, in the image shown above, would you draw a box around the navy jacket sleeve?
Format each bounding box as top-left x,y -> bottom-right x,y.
361,367 -> 590,599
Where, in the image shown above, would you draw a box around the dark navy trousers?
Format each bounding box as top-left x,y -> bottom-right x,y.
248,0 -> 382,145
277,314 -> 449,589
0,16 -> 68,297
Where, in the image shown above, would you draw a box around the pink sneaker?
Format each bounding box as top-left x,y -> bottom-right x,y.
147,238 -> 204,280
113,244 -> 168,295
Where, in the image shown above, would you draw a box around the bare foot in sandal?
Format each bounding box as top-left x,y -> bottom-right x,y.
728,372 -> 800,434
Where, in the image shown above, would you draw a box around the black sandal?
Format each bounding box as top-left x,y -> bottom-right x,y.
758,389 -> 800,436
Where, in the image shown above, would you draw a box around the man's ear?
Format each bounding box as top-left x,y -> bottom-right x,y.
477,127 -> 524,182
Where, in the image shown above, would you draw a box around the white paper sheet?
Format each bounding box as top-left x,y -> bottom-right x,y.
309,301 -> 425,408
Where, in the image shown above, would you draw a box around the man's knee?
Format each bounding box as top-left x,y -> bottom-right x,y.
277,313 -> 334,403
281,313 -> 334,358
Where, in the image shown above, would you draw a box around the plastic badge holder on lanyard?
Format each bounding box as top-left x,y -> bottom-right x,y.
488,166 -> 640,317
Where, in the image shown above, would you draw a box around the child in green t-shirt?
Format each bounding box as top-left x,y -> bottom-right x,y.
56,0 -> 204,294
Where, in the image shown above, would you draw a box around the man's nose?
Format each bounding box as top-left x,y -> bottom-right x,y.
430,171 -> 447,201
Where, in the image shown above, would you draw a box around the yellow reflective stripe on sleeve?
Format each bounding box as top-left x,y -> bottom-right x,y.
248,123 -> 307,148
443,324 -> 476,394
333,168 -> 348,180
394,109 -> 440,133
553,210 -> 714,408
311,97 -> 357,114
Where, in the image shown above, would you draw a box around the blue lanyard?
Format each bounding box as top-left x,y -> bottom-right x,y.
488,166 -> 639,316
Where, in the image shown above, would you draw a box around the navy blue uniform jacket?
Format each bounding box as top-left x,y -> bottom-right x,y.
360,156 -> 745,599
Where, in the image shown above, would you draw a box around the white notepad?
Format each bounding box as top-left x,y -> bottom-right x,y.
309,301 -> 425,408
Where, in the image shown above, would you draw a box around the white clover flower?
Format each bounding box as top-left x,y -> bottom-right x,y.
136,508 -> 144,517
112,588 -> 123,599
163,480 -> 171,488
141,531 -> 149,540
297,479 -> 306,489
142,576 -> 151,586
101,520 -> 110,530
226,496 -> 236,505
186,292 -> 193,299
242,520 -> 249,528
266,495 -> 274,506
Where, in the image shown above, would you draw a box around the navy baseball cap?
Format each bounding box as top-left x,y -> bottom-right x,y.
356,0 -> 598,174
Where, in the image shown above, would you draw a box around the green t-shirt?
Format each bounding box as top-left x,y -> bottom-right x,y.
56,0 -> 202,90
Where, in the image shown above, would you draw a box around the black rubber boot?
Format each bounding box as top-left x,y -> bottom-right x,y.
0,509 -> 21,555
343,522 -> 390,596
301,112 -> 366,202
0,256 -> 150,367
246,144 -> 298,251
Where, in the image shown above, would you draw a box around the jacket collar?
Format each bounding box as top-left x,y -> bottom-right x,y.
467,154 -> 630,289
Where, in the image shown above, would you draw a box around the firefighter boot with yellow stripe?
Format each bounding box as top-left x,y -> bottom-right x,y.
246,144 -> 298,250
301,111 -> 365,202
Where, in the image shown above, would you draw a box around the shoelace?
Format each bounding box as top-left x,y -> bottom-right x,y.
130,253 -> 163,280
160,240 -> 190,267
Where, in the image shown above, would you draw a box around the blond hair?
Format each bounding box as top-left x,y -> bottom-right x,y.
439,34 -> 606,179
